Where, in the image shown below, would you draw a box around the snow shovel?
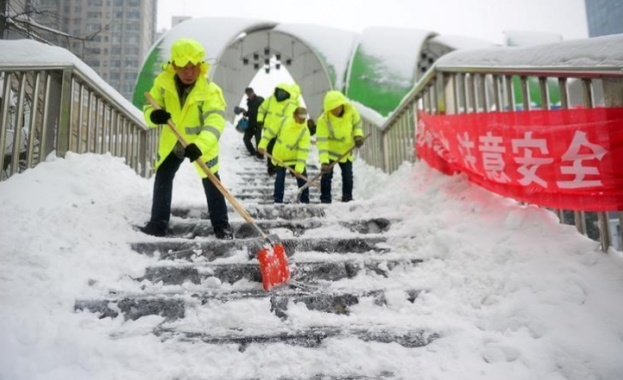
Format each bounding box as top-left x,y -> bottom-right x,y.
263,151 -> 320,189
145,93 -> 290,291
295,132 -> 371,202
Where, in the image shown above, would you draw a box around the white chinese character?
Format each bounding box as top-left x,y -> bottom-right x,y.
433,130 -> 451,156
479,132 -> 510,183
457,131 -> 477,171
512,132 -> 554,187
557,131 -> 607,189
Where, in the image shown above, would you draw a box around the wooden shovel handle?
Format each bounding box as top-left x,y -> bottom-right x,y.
264,151 -> 320,188
296,132 -> 371,199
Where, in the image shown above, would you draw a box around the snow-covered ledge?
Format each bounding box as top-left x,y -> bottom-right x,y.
435,34 -> 623,73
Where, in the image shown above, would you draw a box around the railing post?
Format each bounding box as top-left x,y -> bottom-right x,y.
603,77 -> 623,250
0,72 -> 11,172
438,72 -> 450,115
56,69 -> 73,157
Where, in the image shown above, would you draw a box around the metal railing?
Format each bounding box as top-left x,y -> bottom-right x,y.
355,35 -> 623,252
0,64 -> 158,181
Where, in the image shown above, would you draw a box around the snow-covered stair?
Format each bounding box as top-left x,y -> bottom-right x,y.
74,144 -> 440,378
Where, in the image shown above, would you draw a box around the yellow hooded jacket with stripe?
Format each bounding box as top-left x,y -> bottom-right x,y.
143,66 -> 227,178
257,83 -> 301,132
259,115 -> 311,174
316,92 -> 363,164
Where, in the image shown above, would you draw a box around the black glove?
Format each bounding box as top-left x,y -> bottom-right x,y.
321,163 -> 331,174
307,119 -> 316,136
354,136 -> 364,148
184,143 -> 202,162
150,109 -> 171,124
257,121 -> 264,128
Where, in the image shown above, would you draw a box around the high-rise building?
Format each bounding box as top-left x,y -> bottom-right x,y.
33,0 -> 157,101
584,0 -> 623,37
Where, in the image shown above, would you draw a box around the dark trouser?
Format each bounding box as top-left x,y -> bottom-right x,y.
242,123 -> 260,155
266,138 -> 277,172
320,161 -> 353,203
274,166 -> 309,203
150,151 -> 229,229
201,174 -> 230,230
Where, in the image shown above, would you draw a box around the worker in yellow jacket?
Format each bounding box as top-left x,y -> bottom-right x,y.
316,90 -> 364,203
257,83 -> 300,176
140,38 -> 232,239
258,107 -> 311,203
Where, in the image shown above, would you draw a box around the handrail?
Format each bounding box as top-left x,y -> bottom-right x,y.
435,66 -> 623,77
0,62 -> 157,181
0,63 -> 145,126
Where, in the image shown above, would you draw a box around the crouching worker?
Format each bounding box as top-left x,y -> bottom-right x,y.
258,107 -> 311,204
140,38 -> 233,239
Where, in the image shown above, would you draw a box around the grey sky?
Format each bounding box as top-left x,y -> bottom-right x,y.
157,0 -> 589,44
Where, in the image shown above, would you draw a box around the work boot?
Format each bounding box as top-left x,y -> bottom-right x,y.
139,220 -> 167,237
214,225 -> 234,240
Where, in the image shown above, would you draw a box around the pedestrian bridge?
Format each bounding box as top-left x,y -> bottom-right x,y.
0,27 -> 622,252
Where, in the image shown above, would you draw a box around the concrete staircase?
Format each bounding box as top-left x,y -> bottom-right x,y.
74,145 -> 439,379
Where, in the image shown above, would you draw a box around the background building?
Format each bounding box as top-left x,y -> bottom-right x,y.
584,0 -> 623,37
13,0 -> 158,101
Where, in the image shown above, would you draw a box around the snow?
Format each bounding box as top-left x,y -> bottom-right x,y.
503,30 -> 563,47
437,33 -> 623,68
356,27 -> 434,80
275,23 -> 360,91
1,120 -> 623,379
0,39 -> 143,120
2,32 -> 623,380
154,17 -> 273,64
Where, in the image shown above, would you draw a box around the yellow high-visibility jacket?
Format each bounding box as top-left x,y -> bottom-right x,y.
259,115 -> 311,174
316,101 -> 363,164
257,83 -> 300,132
143,66 -> 227,177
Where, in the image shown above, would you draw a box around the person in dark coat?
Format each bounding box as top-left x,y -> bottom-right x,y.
239,87 -> 264,158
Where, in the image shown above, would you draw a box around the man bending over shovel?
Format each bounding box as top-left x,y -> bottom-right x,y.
258,107 -> 312,204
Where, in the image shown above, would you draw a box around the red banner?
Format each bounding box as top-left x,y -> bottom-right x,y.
416,108 -> 623,211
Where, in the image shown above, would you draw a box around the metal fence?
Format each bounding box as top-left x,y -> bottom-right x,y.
0,64 -> 158,181
356,36 -> 623,252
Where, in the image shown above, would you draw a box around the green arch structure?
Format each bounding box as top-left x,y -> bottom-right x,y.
133,18 -> 557,119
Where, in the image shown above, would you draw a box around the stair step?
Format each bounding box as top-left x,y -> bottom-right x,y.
131,236 -> 389,260
245,204 -> 327,219
171,203 -> 327,220
139,258 -> 423,285
153,325 -> 439,349
74,288 -> 423,321
169,218 -> 391,238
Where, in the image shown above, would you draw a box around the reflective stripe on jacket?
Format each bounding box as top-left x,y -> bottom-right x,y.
259,115 -> 310,173
143,68 -> 227,177
316,102 -> 363,164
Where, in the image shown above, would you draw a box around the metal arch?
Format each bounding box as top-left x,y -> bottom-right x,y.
211,28 -> 334,121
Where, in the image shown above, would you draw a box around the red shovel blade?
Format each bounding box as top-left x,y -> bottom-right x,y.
258,243 -> 290,291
